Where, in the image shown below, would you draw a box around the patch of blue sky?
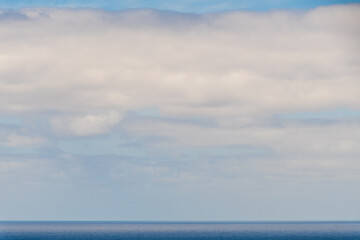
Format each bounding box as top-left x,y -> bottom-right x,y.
1,0 -> 359,12
57,134 -> 149,157
0,116 -> 23,125
278,107 -> 360,120
58,135 -> 274,161
178,145 -> 275,160
129,107 -> 161,118
126,108 -> 215,128
0,145 -> 43,154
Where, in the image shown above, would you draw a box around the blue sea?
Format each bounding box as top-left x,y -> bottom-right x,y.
0,221 -> 359,239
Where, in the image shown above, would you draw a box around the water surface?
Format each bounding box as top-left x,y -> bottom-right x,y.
0,221 -> 359,239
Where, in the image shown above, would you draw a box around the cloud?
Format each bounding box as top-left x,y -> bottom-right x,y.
0,5 -> 359,189
0,6 -> 359,120
3,133 -> 47,147
50,111 -> 122,136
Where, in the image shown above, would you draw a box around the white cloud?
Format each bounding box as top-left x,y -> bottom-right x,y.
123,117 -> 360,179
2,133 -> 47,147
0,5 -> 359,178
50,111 -> 122,136
0,6 -> 359,120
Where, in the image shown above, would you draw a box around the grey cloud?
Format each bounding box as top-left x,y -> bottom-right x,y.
0,10 -> 29,21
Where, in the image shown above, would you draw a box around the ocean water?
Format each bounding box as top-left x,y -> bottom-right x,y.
0,221 -> 359,240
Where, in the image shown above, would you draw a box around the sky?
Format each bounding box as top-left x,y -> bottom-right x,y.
1,0 -> 360,12
0,1 -> 359,221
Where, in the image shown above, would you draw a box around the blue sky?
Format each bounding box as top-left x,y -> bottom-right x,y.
0,1 -> 360,221
0,0 -> 360,12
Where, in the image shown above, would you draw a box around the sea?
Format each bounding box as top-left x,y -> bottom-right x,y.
0,221 -> 359,239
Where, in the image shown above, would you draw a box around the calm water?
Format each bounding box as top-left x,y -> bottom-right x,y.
0,221 -> 359,240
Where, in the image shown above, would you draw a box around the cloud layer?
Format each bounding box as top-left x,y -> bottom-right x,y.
1,6 -> 359,119
0,5 -> 360,220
